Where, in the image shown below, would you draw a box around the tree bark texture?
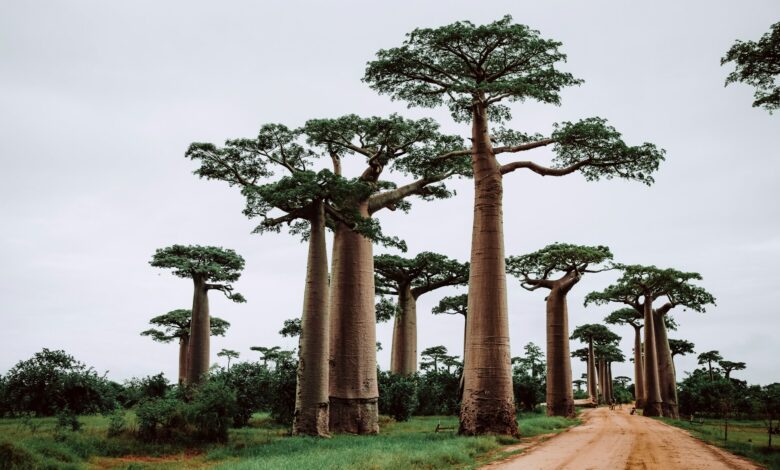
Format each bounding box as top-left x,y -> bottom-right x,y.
597,359 -> 606,404
390,284 -> 417,375
328,201 -> 379,434
293,202 -> 331,436
607,362 -> 614,404
632,325 -> 645,407
642,299 -> 663,416
545,287 -> 574,417
588,339 -> 597,403
178,335 -> 189,384
653,311 -> 679,419
187,278 -> 210,385
459,101 -> 519,437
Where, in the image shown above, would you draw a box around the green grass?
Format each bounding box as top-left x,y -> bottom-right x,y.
659,417 -> 780,470
0,412 -> 579,469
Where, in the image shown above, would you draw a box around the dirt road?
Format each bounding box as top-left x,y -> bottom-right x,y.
485,407 -> 762,470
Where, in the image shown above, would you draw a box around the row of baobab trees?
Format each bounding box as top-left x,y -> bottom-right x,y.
146,16 -> 685,438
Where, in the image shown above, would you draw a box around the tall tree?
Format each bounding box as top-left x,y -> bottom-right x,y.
150,245 -> 245,385
217,349 -> 240,371
718,360 -> 746,380
303,114 -> 469,434
141,309 -> 230,383
604,308 -> 645,407
722,21 -> 780,113
421,346 -> 450,373
507,243 -> 612,417
595,343 -> 625,405
697,350 -> 723,382
364,15 -> 665,436
375,252 -> 469,375
570,324 -> 618,404
251,346 -> 281,368
188,124 -> 355,436
586,265 -> 715,417
668,338 -> 695,378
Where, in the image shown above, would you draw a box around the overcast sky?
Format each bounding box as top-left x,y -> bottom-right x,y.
1,1 -> 778,387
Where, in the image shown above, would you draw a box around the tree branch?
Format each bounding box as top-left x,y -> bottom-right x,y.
500,158 -> 590,176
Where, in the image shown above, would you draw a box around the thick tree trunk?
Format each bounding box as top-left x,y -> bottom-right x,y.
597,359 -> 606,404
178,335 -> 189,384
545,287 -> 574,417
187,278 -> 210,385
588,339 -> 597,403
642,299 -> 663,416
328,201 -> 379,434
459,101 -> 518,437
607,362 -> 614,404
632,325 -> 645,407
389,284 -> 417,375
653,312 -> 679,418
293,202 -> 330,437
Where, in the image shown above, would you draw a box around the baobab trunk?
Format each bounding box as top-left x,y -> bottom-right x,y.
293,202 -> 330,437
653,312 -> 679,418
187,278 -> 210,385
329,201 -> 379,434
545,287 -> 574,417
389,284 -> 417,375
607,362 -> 614,404
642,300 -> 663,416
597,359 -> 606,404
178,336 -> 189,384
588,339 -> 597,403
632,325 -> 645,407
459,100 -> 518,437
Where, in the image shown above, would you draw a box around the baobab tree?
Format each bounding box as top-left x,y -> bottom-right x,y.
669,338 -> 695,376
697,350 -> 723,382
570,324 -> 619,404
586,265 -> 715,417
604,308 -> 645,406
507,243 -> 612,417
217,349 -> 239,371
364,16 -> 665,436
141,309 -> 230,383
722,21 -> 780,113
421,346 -> 450,373
251,346 -> 281,368
374,252 -> 468,375
279,318 -> 302,338
595,343 -> 625,405
573,379 -> 586,393
719,360 -> 746,380
303,114 -> 470,434
150,245 -> 245,385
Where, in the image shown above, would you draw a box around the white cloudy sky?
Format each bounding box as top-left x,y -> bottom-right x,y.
1,1 -> 778,386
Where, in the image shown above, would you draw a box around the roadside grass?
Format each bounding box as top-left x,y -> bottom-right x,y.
0,411 -> 579,469
660,417 -> 780,470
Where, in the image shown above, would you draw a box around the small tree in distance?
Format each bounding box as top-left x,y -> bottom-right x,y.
217,349 -> 240,371
722,21 -> 780,113
150,245 -> 245,386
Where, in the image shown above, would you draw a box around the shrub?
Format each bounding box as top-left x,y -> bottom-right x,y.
267,360 -> 297,425
55,409 -> 82,433
378,372 -> 418,421
117,373 -> 170,408
211,361 -> 271,427
188,379 -> 238,442
106,409 -> 127,437
135,397 -> 187,442
0,441 -> 39,470
415,371 -> 461,415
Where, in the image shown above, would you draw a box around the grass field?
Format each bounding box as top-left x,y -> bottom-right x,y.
660,417 -> 780,470
0,411 -> 579,469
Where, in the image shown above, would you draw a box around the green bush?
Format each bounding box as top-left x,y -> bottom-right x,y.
211,361 -> 271,427
267,360 -> 297,425
188,379 -> 237,442
135,397 -> 187,442
0,441 -> 39,470
117,373 -> 170,408
378,372 -> 418,421
106,409 -> 127,437
415,371 -> 461,415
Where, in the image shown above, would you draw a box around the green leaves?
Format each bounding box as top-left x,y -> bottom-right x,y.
432,294 -> 468,317
374,252 -> 469,298
584,264 -> 716,313
506,243 -> 612,282
551,117 -> 665,185
570,323 -> 620,346
669,339 -> 695,358
149,245 -> 245,283
722,21 -> 780,113
364,15 -> 582,123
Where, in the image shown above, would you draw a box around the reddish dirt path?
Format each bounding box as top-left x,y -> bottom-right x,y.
485,407 -> 762,470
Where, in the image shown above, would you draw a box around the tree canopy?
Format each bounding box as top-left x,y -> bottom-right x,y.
570,324 -> 620,345
432,294 -> 468,317
722,21 -> 780,112
375,252 -> 469,298
278,318 -> 302,338
698,350 -> 724,366
506,243 -> 612,290
149,245 -> 246,302
669,339 -> 696,358
140,309 -> 230,342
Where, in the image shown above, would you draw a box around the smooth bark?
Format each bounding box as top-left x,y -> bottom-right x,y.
328,201 -> 379,434
390,284 -> 417,375
653,311 -> 679,418
588,339 -> 597,403
459,100 -> 518,437
632,325 -> 645,407
187,277 -> 210,385
178,335 -> 189,384
293,202 -> 331,436
545,285 -> 575,417
642,299 -> 663,416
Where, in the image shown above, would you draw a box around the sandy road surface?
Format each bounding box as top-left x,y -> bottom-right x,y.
486,406 -> 762,470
